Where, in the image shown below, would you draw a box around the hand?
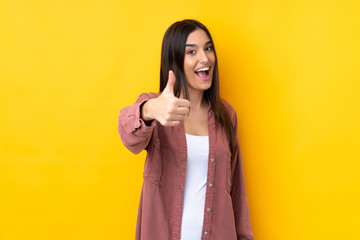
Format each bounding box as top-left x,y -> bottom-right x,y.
141,70 -> 190,126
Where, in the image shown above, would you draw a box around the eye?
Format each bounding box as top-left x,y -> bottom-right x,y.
205,46 -> 213,51
187,49 -> 196,55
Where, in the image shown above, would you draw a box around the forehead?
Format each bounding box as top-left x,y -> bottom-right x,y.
186,28 -> 211,45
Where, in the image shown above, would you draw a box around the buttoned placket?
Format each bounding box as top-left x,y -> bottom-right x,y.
174,121 -> 188,240
175,110 -> 216,240
201,110 -> 216,240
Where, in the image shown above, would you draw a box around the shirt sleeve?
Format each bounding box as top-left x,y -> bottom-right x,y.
118,93 -> 157,154
231,111 -> 255,240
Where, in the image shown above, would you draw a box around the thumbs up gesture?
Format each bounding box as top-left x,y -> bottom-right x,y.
141,70 -> 190,126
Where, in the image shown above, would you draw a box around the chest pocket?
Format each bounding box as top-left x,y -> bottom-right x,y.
143,137 -> 167,187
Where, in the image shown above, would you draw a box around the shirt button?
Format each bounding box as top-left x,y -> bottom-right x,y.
207,208 -> 211,212
208,183 -> 213,187
210,158 -> 214,163
204,231 -> 208,235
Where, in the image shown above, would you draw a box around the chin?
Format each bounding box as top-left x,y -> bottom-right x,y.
199,82 -> 212,91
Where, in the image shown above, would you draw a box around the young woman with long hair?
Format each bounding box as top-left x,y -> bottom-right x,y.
118,19 -> 254,240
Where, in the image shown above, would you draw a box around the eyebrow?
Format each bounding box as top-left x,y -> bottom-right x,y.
185,40 -> 212,47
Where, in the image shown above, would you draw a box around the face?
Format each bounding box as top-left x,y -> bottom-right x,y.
183,28 -> 215,96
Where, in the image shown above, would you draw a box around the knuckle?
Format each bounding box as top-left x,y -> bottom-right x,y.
165,113 -> 171,121
168,106 -> 175,114
162,120 -> 170,126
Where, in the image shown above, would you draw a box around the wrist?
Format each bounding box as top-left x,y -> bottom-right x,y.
140,99 -> 154,122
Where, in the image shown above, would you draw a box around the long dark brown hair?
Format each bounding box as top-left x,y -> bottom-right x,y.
159,19 -> 236,156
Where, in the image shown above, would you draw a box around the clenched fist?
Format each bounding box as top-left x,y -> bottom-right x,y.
141,70 -> 190,126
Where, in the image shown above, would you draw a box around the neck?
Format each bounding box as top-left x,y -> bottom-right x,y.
183,89 -> 207,109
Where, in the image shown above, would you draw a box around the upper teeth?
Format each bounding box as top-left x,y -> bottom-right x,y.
196,67 -> 209,72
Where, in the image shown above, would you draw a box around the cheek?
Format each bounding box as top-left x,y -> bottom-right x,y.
209,54 -> 216,64
184,66 -> 193,78
184,60 -> 195,75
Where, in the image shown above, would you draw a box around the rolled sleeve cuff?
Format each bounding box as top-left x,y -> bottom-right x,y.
120,98 -> 156,135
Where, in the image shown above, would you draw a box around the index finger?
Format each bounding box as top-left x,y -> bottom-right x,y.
176,99 -> 190,108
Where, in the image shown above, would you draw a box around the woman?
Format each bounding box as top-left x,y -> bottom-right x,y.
118,19 -> 254,240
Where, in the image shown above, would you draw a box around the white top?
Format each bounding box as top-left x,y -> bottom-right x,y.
180,134 -> 209,240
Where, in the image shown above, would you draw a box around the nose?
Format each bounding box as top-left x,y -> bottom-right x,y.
198,49 -> 209,63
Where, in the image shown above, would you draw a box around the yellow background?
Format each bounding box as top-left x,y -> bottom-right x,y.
1,0 -> 359,239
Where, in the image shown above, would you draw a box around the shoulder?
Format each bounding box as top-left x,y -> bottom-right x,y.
220,98 -> 238,127
220,98 -> 236,114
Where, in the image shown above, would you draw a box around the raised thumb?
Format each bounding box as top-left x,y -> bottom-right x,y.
164,70 -> 176,95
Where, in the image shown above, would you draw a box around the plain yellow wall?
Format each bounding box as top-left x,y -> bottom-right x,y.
1,0 -> 359,239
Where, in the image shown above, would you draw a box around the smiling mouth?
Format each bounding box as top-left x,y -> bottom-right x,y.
195,67 -> 210,80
